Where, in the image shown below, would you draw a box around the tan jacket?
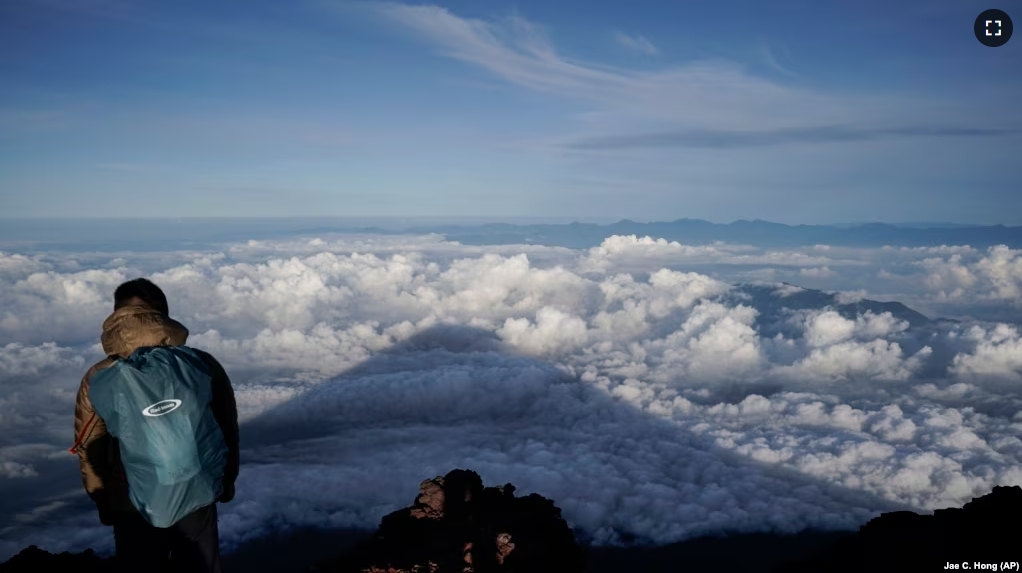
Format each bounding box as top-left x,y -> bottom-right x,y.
71,303 -> 240,520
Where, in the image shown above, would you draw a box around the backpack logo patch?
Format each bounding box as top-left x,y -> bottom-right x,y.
142,399 -> 182,417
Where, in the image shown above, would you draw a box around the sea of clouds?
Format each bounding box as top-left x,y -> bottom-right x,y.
1,232 -> 1021,560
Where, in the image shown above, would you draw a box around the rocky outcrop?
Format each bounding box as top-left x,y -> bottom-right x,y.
773,485 -> 1022,573
0,546 -> 114,573
6,481 -> 1020,573
311,469 -> 585,573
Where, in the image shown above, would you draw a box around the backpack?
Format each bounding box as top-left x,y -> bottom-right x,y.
89,345 -> 229,528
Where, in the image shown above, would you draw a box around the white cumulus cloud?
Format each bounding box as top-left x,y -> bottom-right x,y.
0,232 -> 1020,562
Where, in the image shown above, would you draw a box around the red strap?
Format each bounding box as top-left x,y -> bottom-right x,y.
68,412 -> 97,455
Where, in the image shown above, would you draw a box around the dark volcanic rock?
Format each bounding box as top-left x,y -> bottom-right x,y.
9,483 -> 1020,573
773,485 -> 1022,573
0,545 -> 114,573
311,469 -> 585,573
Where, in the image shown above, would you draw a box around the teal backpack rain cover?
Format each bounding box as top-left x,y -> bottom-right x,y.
89,345 -> 228,528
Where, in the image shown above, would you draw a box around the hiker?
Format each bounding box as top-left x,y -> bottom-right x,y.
70,278 -> 240,573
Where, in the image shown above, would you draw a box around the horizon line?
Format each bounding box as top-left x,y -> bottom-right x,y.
0,216 -> 1010,227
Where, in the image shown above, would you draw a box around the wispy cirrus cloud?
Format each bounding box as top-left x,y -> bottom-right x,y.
358,2 -> 1015,147
363,3 -> 846,130
0,109 -> 69,133
760,44 -> 798,77
563,125 -> 1019,150
363,4 -> 1009,137
95,162 -> 160,172
613,31 -> 658,55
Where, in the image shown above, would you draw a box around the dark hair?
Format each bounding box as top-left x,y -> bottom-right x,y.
114,278 -> 169,314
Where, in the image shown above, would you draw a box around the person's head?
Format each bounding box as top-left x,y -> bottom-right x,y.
113,278 -> 169,315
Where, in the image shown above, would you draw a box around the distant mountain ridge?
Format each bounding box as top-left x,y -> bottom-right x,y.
2,218 -> 1019,252
326,218 -> 1022,249
728,283 -> 932,337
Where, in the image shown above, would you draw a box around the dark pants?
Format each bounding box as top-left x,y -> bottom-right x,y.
113,504 -> 222,573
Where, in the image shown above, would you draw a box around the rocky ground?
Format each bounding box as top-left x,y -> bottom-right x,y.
308,468 -> 585,573
773,485 -> 1022,573
2,473 -> 1019,573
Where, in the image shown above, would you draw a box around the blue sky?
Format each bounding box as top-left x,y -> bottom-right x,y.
1,0 -> 1020,223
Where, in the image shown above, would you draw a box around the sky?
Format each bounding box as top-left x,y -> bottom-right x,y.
1,0 -> 1021,223
1,229 -> 1021,559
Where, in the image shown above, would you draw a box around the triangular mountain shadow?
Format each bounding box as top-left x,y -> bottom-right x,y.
235,324 -> 914,558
